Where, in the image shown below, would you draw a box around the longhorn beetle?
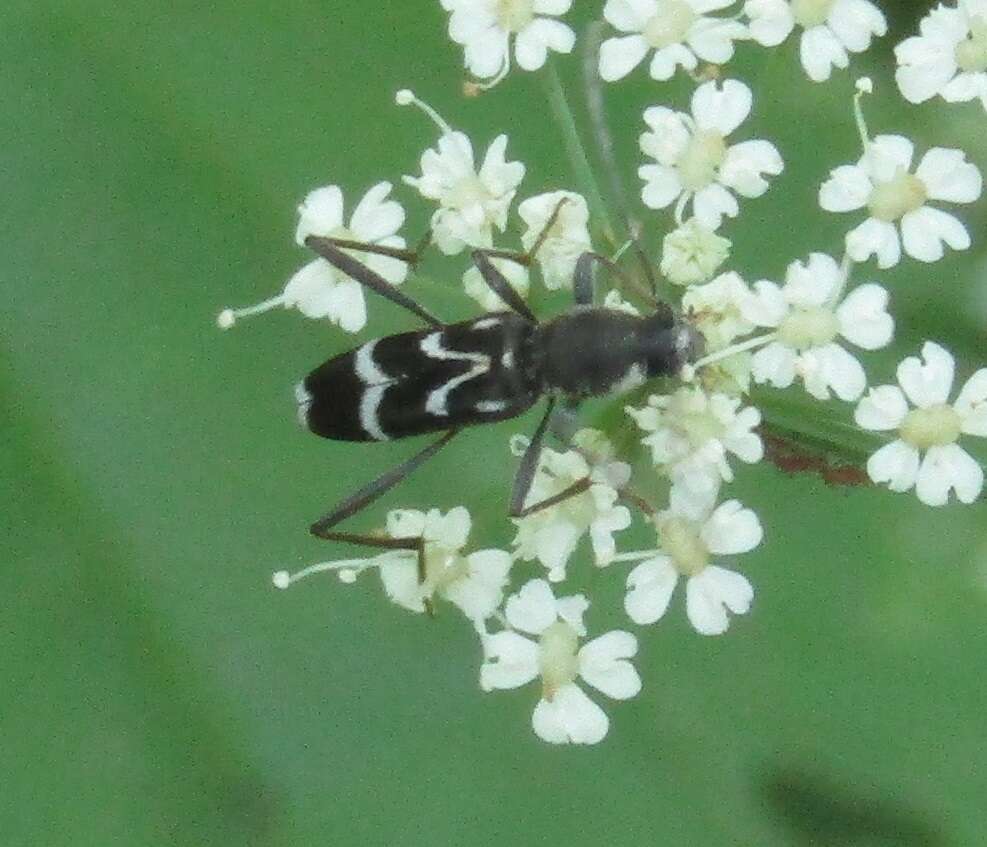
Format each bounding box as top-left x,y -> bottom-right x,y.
294,206 -> 704,579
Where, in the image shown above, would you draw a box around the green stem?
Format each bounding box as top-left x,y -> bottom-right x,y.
541,62 -> 617,249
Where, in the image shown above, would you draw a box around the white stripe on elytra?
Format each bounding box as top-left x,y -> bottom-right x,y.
421,332 -> 491,417
355,339 -> 393,441
472,317 -> 501,330
475,399 -> 508,413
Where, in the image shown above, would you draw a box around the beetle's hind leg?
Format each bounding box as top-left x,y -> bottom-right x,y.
308,430 -> 459,604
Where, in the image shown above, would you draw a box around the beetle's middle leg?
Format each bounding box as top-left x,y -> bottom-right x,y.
509,398 -> 592,519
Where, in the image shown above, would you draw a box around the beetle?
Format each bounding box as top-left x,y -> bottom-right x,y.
290,212 -> 704,575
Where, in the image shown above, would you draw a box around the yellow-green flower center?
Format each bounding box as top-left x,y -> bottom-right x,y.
791,0 -> 836,28
777,305 -> 840,350
956,17 -> 987,73
446,174 -> 493,212
677,130 -> 728,192
539,621 -> 579,699
899,404 -> 962,449
643,0 -> 697,48
424,547 -> 470,590
496,0 -> 535,32
658,515 -> 709,576
867,167 -> 928,222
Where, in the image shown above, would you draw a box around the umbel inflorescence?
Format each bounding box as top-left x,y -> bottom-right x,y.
218,1 -> 987,745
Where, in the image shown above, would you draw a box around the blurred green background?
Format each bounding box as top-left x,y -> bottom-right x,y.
4,2 -> 987,845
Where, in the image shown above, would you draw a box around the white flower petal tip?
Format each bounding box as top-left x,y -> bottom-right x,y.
856,76 -> 873,94
686,566 -> 754,636
271,570 -> 291,590
216,309 -> 236,330
857,343 -> 986,507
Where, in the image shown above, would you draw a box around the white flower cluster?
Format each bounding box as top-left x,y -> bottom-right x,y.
230,0 -> 987,747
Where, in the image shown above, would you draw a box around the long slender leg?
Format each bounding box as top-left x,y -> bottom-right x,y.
305,235 -> 443,328
509,399 -> 593,518
470,250 -> 537,322
473,197 -> 569,269
575,250 -> 666,318
310,429 -> 459,538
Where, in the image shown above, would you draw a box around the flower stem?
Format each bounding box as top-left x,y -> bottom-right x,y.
541,62 -> 618,250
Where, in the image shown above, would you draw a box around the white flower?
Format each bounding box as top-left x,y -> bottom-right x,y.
512,433 -> 632,582
518,190 -> 592,290
441,0 -> 575,82
480,579 -> 641,745
895,1 -> 987,110
624,496 -> 760,635
681,270 -> 756,351
404,131 -> 525,255
598,0 -> 748,83
638,80 -> 784,230
742,252 -> 893,401
272,507 -> 512,629
854,341 -> 987,506
216,183 -> 406,332
625,387 -> 764,507
819,135 -> 983,268
661,217 -> 732,286
745,0 -> 887,82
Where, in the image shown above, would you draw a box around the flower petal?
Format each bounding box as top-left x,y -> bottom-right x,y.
691,79 -> 752,135
624,557 -> 678,625
719,139 -> 784,198
846,218 -> 901,268
532,684 -> 609,744
897,341 -> 955,408
900,206 -> 971,263
504,578 -> 559,635
854,385 -> 909,431
349,181 -> 405,242
685,566 -> 753,635
480,632 -> 540,691
751,341 -> 797,389
639,164 -> 683,210
599,33 -> 650,80
836,283 -> 893,350
578,631 -> 641,699
701,499 -> 763,556
693,182 -> 739,229
295,185 -> 344,245
515,17 -> 575,71
867,440 -> 920,492
915,147 -> 983,204
799,25 -> 849,82
819,164 -> 872,212
915,444 -> 985,506
955,369 -> 987,436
